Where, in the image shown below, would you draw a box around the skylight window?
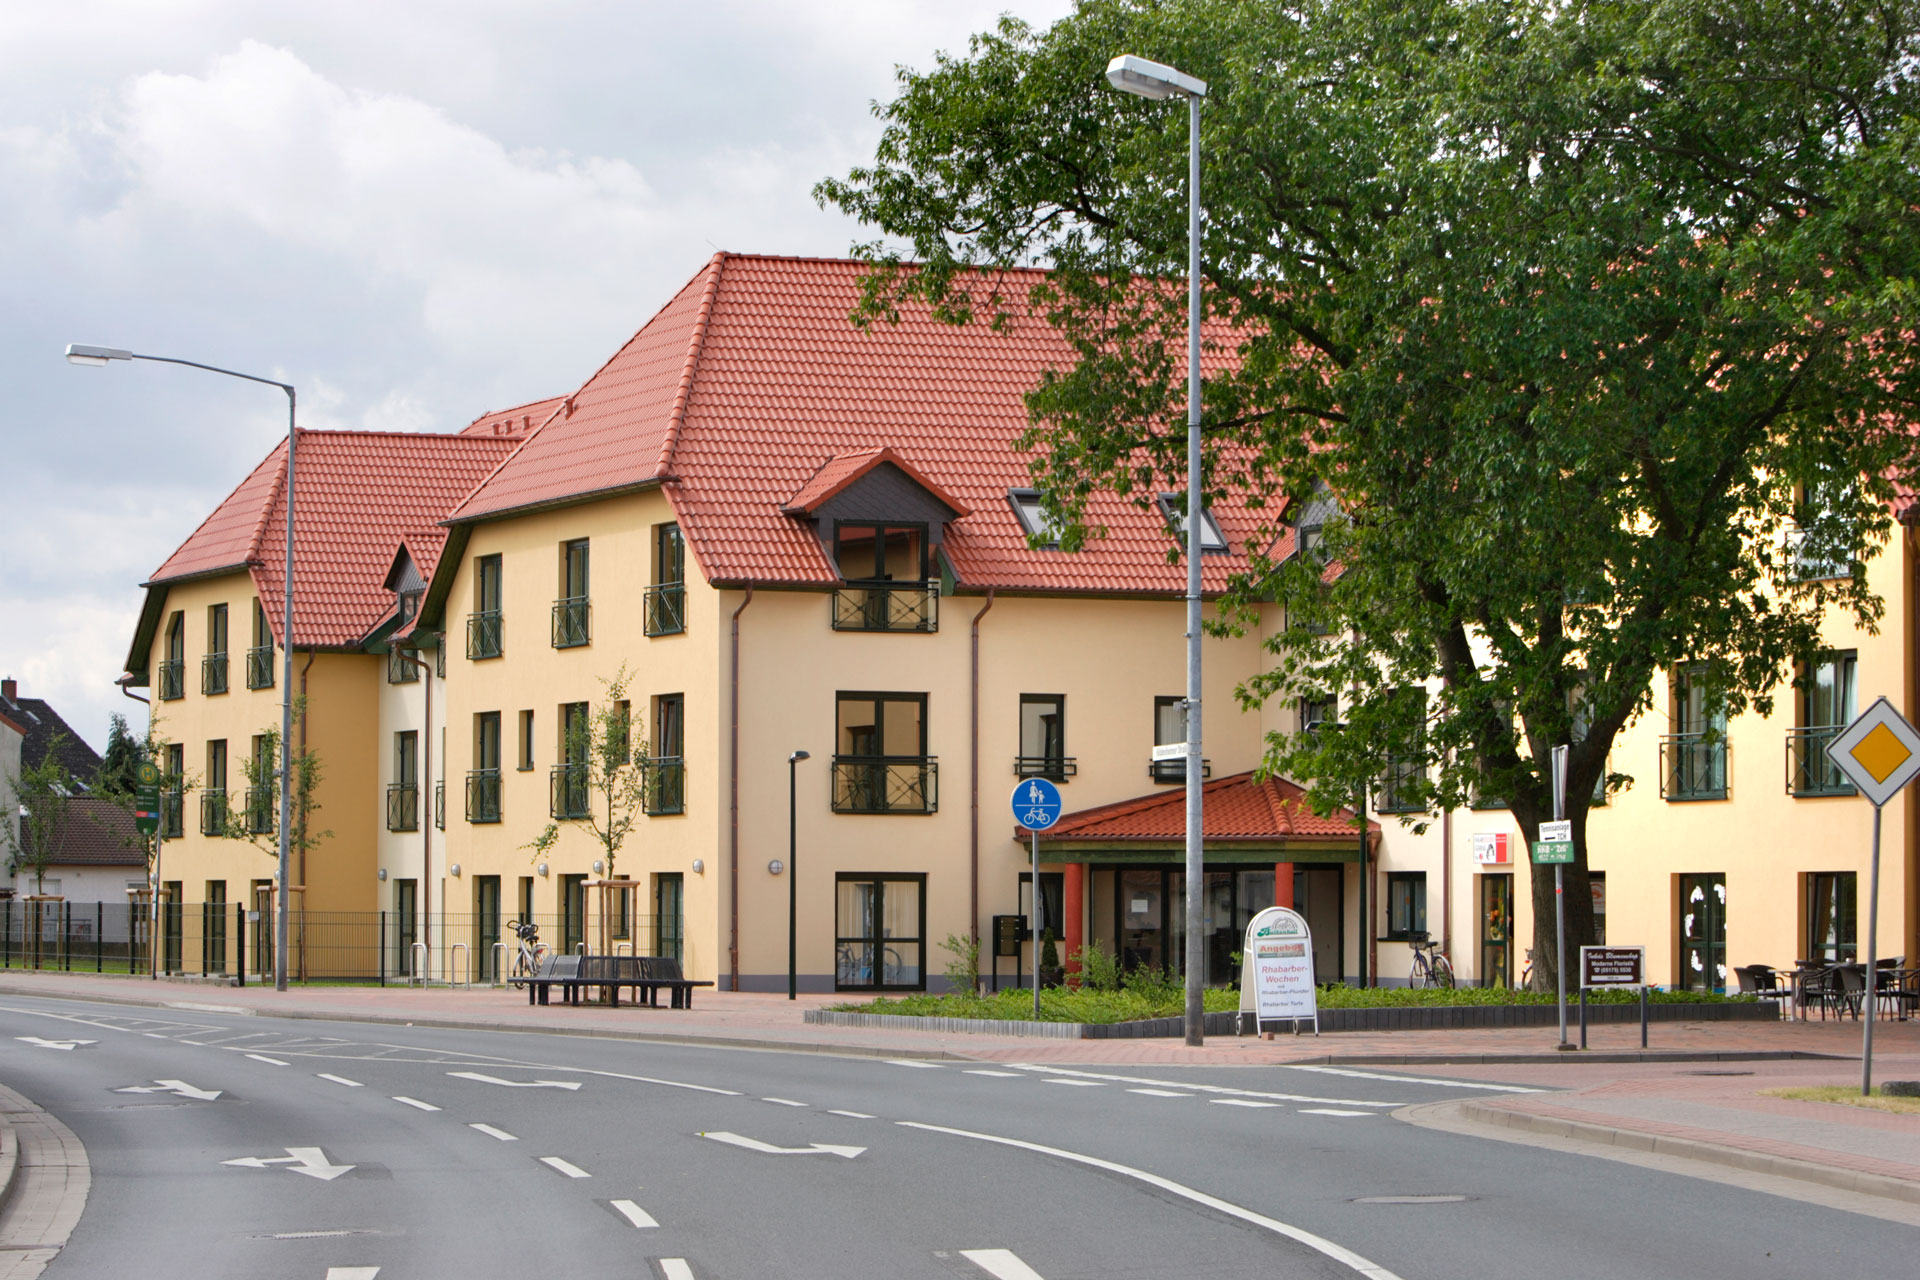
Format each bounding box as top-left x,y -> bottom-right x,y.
1156,493 -> 1227,553
1008,489 -> 1064,547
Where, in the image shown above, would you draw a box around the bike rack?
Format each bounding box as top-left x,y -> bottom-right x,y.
614,941 -> 634,957
447,942 -> 471,989
490,942 -> 510,986
409,941 -> 429,986
575,942 -> 588,957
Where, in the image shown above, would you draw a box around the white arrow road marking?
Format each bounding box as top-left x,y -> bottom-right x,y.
16,1037 -> 94,1050
659,1262 -> 696,1280
901,1122 -> 1407,1280
1211,1099 -> 1281,1109
114,1080 -> 222,1101
469,1124 -> 517,1142
223,1147 -> 355,1181
326,1270 -> 379,1279
540,1156 -> 591,1178
447,1071 -> 582,1090
246,1054 -> 290,1066
318,1074 -> 363,1087
1300,1109 -> 1374,1118
701,1131 -> 865,1159
961,1249 -> 1048,1280
610,1199 -> 659,1229
393,1096 -> 440,1112
828,1110 -> 875,1119
1281,1064 -> 1546,1093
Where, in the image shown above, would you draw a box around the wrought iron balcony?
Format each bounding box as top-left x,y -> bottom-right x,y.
831,581 -> 939,633
643,756 -> 686,815
552,596 -> 591,649
831,756 -> 938,814
160,786 -> 184,839
1375,758 -> 1427,813
386,782 -> 420,832
157,659 -> 185,701
467,610 -> 503,660
201,652 -> 229,696
1014,755 -> 1077,782
465,769 -> 502,823
246,784 -> 275,835
387,647 -> 419,683
644,582 -> 686,636
1661,732 -> 1728,801
200,791 -> 229,836
1787,726 -> 1855,797
246,645 -> 275,689
1148,757 -> 1212,784
550,762 -> 590,819
434,780 -> 445,831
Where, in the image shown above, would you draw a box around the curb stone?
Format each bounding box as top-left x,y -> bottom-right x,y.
0,1113 -> 17,1219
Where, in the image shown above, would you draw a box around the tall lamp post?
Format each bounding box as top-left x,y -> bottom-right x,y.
66,344 -> 298,993
1104,54 -> 1209,1046
787,749 -> 810,1000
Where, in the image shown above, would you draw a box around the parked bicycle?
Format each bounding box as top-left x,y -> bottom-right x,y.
1407,932 -> 1455,989
1520,947 -> 1535,988
508,919 -> 549,986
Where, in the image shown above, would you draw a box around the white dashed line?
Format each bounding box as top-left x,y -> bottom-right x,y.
1006,1063 -> 1396,1107
659,1261 -> 696,1280
610,1199 -> 659,1229
1211,1098 -> 1281,1109
1299,1109 -> 1374,1117
961,1248 -> 1048,1279
762,1097 -> 808,1107
1282,1064 -> 1546,1093
1042,1079 -> 1103,1087
540,1156 -> 590,1178
393,1096 -> 440,1112
179,1041 -> 208,1046
318,1074 -> 363,1088
470,1124 -> 517,1142
144,1032 -> 170,1039
886,1059 -> 944,1068
325,1269 -> 380,1279
964,1070 -> 1023,1078
246,1054 -> 289,1066
1127,1088 -> 1191,1098
828,1110 -> 875,1119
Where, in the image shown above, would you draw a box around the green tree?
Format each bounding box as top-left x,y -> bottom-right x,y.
523,666 -> 652,886
3,735 -> 77,896
222,701 -> 330,871
97,713 -> 149,799
820,0 -> 1920,989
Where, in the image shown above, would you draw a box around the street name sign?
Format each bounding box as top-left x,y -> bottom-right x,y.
1531,840 -> 1574,865
1150,742 -> 1187,763
1579,946 -> 1645,988
1539,820 -> 1572,843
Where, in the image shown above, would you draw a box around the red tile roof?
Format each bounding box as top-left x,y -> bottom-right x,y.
1031,771 -> 1379,846
148,431 -> 518,648
781,446 -> 970,517
461,396 -> 564,439
445,253 -> 1271,595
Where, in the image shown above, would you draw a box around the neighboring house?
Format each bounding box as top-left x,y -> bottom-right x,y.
1,677 -> 110,901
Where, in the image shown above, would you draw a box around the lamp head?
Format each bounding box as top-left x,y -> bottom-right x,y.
790,749 -> 811,763
65,344 -> 133,367
1104,54 -> 1207,100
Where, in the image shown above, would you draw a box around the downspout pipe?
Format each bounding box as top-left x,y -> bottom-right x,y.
729,585 -> 755,990
969,590 -> 997,953
395,648 -> 434,971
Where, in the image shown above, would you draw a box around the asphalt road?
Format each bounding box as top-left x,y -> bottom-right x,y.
0,993 -> 1908,1279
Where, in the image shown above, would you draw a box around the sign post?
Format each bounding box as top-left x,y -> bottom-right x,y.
1238,906 -> 1318,1036
1010,779 -> 1063,1019
1821,696 -> 1920,1095
1578,945 -> 1648,1050
1532,746 -> 1573,1049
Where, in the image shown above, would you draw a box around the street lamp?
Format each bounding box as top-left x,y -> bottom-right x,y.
66,343 -> 299,994
787,749 -> 811,1000
1104,54 -> 1209,1046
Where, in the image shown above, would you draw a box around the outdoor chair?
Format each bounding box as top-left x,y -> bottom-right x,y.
1872,957 -> 1915,1021
1833,964 -> 1867,1020
1734,965 -> 1792,1016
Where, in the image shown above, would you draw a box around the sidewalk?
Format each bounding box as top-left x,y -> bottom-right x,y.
3,969 -> 1916,1207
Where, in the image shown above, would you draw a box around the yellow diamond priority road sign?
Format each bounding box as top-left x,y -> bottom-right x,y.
1827,696 -> 1920,808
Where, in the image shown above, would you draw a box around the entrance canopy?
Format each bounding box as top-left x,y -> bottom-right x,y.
1025,770 -> 1379,863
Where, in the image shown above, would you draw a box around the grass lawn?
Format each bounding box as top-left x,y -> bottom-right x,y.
1763,1086 -> 1920,1116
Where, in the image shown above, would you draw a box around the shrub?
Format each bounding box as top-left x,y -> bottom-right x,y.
938,931 -> 980,996
1070,939 -> 1123,992
1039,928 -> 1061,981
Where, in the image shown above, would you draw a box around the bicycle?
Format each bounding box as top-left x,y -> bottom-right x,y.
507,919 -> 549,986
1407,932 -> 1455,989
1520,947 -> 1535,989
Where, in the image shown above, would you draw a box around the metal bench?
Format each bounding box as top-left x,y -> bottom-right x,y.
524,953 -> 712,1008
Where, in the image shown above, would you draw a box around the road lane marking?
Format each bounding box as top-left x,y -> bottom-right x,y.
1042,1079 -> 1103,1087
318,1074 -> 363,1088
223,1147 -> 354,1180
180,1041 -> 209,1045
1299,1109 -> 1373,1117
887,1059 -> 943,1068
393,1097 -> 440,1112
1211,1099 -> 1281,1109
610,1199 -> 659,1228
899,1122 -> 1407,1280
115,1080 -> 222,1101
961,1249 -> 1047,1280
1281,1064 -> 1545,1093
828,1110 -> 875,1119
247,1054 -> 290,1066
470,1124 -> 517,1142
447,1070 -> 582,1090
568,1068 -> 739,1096
540,1156 -> 591,1178
15,1037 -> 94,1050
701,1131 -> 865,1158
762,1097 -> 807,1107
659,1262 -> 696,1280
964,1070 -> 1023,1078
1007,1064 -> 1396,1107
1127,1089 -> 1191,1098
325,1270 -> 380,1279
144,1032 -> 170,1039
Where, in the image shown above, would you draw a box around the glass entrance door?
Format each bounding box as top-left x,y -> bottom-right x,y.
1118,869 -> 1164,972
1479,873 -> 1512,988
1679,873 -> 1727,993
834,875 -> 925,991
654,873 -> 684,961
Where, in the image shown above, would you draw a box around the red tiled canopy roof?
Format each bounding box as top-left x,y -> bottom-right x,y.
445,253 -> 1269,595
1029,771 -> 1379,846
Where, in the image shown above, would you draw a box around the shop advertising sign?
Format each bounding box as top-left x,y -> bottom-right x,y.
1238,906 -> 1318,1034
1471,832 -> 1510,865
1579,946 -> 1645,988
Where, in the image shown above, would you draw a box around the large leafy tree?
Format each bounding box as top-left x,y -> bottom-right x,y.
820,0 -> 1920,987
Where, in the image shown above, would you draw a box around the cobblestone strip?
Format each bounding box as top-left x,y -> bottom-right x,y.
0,1082 -> 91,1280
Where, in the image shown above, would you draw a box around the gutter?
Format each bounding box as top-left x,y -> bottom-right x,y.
969,590 -> 997,948
728,585 -> 755,990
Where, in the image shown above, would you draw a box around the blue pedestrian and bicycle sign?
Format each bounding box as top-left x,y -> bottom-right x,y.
1010,777 -> 1062,831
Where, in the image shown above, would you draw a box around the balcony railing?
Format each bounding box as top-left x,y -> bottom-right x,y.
831,756 -> 938,814
831,581 -> 939,633
466,769 -> 502,823
201,652 -> 229,696
161,787 -> 184,839
1375,759 -> 1427,813
157,659 -> 185,701
246,784 -> 275,835
1661,732 -> 1729,801
200,791 -> 229,836
467,610 -> 503,660
644,583 -> 686,636
386,783 -> 420,832
1148,757 -> 1212,784
552,596 -> 591,649
1014,755 -> 1077,782
434,780 -> 445,830
246,645 -> 275,689
387,647 -> 419,684
1788,726 -> 1856,797
550,763 -> 590,819
643,756 -> 686,815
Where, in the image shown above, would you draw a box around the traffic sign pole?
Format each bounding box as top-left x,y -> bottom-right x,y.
1031,827 -> 1041,1019
1552,745 -> 1570,1050
1863,804 -> 1882,1095
1009,780 -> 1064,1020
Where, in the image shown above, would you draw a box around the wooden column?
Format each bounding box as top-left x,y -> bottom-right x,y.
1063,862 -> 1085,983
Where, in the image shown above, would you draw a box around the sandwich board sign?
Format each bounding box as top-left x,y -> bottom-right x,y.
1238,906 -> 1318,1035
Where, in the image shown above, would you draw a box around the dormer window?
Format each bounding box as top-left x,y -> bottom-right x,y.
834,524 -> 927,583
1008,489 -> 1062,547
1155,493 -> 1227,553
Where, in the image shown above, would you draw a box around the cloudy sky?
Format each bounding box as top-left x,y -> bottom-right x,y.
1,0 -> 1073,752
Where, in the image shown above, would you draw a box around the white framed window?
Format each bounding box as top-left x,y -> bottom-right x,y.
1155,493 -> 1227,552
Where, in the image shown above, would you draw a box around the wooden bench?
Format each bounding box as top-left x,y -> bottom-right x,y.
524,954 -> 713,1008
